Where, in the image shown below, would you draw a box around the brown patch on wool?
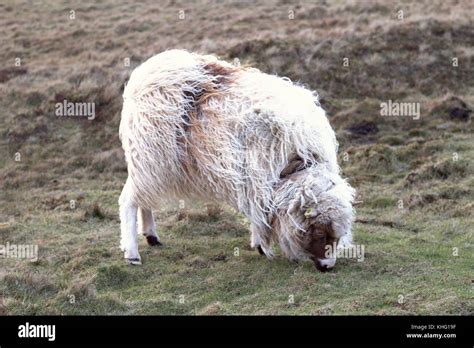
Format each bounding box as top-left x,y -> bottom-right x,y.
202,61 -> 239,85
193,61 -> 239,105
181,61 -> 238,128
179,61 -> 239,179
172,60 -> 245,193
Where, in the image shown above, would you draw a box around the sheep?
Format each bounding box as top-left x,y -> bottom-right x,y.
118,49 -> 355,271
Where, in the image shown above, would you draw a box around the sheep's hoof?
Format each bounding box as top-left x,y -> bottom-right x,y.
257,245 -> 265,256
126,258 -> 142,265
146,235 -> 162,246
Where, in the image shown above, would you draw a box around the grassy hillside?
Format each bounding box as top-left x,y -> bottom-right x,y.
0,0 -> 472,315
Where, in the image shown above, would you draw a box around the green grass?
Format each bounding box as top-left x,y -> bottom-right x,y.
1,166 -> 472,315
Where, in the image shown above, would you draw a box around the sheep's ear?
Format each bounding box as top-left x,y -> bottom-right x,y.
279,156 -> 305,179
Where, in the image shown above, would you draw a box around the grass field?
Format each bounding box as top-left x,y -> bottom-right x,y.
0,0 -> 473,315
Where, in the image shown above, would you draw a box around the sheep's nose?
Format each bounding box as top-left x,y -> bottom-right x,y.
315,258 -> 336,272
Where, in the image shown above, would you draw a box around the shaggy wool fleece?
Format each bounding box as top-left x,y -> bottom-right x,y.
119,50 -> 355,270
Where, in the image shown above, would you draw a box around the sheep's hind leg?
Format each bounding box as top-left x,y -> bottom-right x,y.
138,207 -> 162,246
119,181 -> 141,265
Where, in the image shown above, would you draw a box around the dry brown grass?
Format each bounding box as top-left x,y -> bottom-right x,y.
0,0 -> 472,315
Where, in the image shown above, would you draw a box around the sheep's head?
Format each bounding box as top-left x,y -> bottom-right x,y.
272,164 -> 355,271
304,220 -> 339,271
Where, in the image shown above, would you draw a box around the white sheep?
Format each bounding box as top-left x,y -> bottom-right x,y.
119,49 -> 355,271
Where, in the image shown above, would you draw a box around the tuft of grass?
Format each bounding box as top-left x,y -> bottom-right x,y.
96,265 -> 137,290
407,159 -> 469,183
84,202 -> 108,220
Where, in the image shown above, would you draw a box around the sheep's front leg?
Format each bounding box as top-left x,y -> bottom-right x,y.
250,224 -> 274,259
250,224 -> 264,254
137,208 -> 162,246
119,181 -> 141,265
